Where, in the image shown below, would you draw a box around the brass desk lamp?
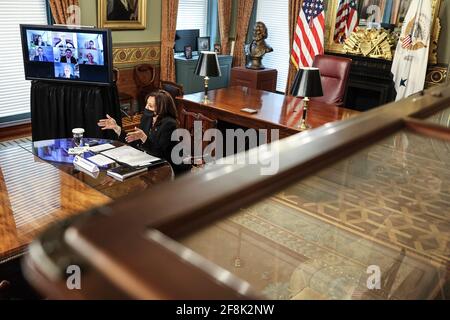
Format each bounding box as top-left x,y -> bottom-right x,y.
291,67 -> 323,130
194,51 -> 222,103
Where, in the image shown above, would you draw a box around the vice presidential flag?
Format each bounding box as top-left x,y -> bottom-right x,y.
291,0 -> 325,69
391,0 -> 432,101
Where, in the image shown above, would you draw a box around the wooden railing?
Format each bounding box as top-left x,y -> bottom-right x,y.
22,84 -> 450,299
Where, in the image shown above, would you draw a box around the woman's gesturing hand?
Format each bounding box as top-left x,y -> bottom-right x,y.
126,127 -> 148,144
98,114 -> 121,136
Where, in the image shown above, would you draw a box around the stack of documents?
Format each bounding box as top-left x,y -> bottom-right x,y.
101,146 -> 161,167
89,143 -> 116,153
106,166 -> 148,182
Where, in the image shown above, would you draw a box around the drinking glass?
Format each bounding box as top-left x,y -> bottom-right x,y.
72,128 -> 85,147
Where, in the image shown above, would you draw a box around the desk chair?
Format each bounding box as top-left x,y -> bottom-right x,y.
122,113 -> 143,134
160,80 -> 185,124
160,80 -> 184,100
311,55 -> 352,106
180,108 -> 218,167
134,64 -> 157,111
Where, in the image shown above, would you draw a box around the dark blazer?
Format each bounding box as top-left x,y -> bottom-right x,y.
59,74 -> 78,79
142,117 -> 178,164
33,55 -> 48,62
60,56 -> 77,64
145,117 -> 191,175
119,116 -> 191,175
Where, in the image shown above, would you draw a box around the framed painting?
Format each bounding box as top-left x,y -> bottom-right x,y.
98,0 -> 147,30
197,37 -> 211,52
184,45 -> 193,59
214,43 -> 222,54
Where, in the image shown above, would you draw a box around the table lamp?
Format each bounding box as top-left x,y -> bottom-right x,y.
291,67 -> 323,130
194,51 -> 222,103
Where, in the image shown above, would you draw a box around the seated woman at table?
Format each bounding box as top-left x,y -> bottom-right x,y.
98,90 -> 191,175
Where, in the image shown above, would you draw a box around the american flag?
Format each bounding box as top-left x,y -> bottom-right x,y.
402,34 -> 412,49
291,0 -> 325,69
334,0 -> 359,44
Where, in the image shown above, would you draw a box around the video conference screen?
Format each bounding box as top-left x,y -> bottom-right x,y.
20,25 -> 113,85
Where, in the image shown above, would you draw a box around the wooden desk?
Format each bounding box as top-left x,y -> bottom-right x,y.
0,139 -> 172,264
179,86 -> 359,139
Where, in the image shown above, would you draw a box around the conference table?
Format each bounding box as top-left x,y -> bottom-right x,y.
0,138 -> 173,265
179,86 -> 359,140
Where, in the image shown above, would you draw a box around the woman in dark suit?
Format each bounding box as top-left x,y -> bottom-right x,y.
98,90 -> 190,174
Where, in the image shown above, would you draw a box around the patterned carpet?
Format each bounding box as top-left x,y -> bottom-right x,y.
180,130 -> 450,300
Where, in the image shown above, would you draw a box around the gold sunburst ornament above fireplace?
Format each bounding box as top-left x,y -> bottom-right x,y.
343,28 -> 396,60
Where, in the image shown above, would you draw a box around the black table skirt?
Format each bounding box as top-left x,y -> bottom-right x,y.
31,81 -> 122,141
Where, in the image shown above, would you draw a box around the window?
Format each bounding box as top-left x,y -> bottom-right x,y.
176,0 -> 209,37
0,0 -> 48,125
256,0 -> 290,92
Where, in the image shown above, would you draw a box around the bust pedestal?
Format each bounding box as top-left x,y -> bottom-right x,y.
230,67 -> 278,92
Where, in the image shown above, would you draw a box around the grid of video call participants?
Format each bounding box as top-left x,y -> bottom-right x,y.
27,30 -> 105,80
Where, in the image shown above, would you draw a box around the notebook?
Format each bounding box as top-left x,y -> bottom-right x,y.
106,166 -> 148,182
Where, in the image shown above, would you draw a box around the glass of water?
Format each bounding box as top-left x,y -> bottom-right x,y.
72,128 -> 85,147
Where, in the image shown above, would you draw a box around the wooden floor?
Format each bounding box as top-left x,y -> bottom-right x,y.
0,140 -> 111,263
0,124 -> 32,142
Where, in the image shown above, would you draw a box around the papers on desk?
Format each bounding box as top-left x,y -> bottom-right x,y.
87,154 -> 116,167
101,146 -> 161,167
89,143 -> 116,153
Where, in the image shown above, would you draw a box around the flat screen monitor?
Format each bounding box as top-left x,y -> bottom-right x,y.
174,29 -> 200,53
20,24 -> 113,85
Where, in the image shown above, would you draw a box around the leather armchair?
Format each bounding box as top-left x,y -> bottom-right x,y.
312,55 -> 352,106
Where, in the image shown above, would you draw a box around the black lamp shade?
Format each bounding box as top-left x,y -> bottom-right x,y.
194,52 -> 222,77
291,67 -> 323,98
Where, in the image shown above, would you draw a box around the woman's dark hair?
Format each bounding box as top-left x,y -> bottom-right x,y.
34,35 -> 42,45
145,90 -> 178,126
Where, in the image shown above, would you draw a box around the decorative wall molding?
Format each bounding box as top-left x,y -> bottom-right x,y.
113,43 -> 161,66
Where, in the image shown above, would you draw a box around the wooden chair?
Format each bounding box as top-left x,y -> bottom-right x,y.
160,80 -> 184,100
160,80 -> 185,124
134,64 -> 157,111
180,108 -> 218,167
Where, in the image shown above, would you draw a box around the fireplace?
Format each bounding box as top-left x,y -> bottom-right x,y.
328,53 -> 396,111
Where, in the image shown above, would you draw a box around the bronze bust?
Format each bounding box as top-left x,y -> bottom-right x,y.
245,21 -> 273,70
